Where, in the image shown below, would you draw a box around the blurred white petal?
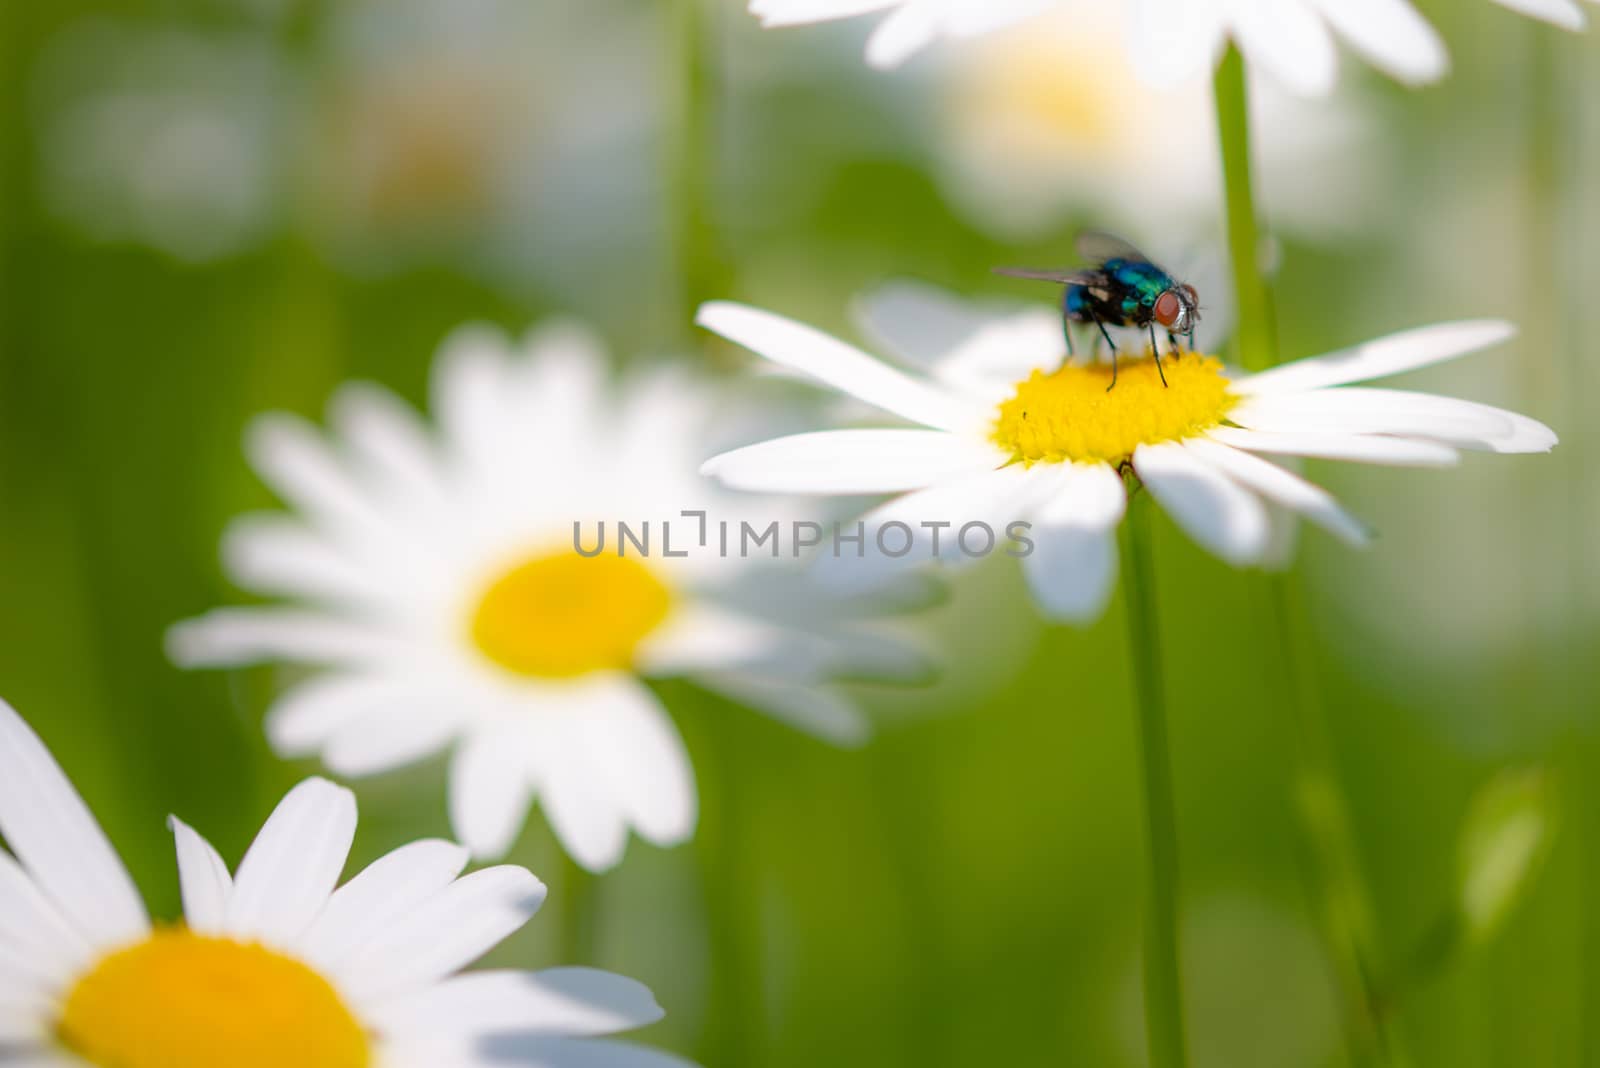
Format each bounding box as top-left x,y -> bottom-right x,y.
449,727 -> 535,860
1309,0 -> 1448,86
1022,462 -> 1127,622
702,429 -> 1004,495
1132,442 -> 1271,566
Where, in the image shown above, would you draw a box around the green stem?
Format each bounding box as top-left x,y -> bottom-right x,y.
1214,42 -> 1407,1068
559,853 -> 600,966
1212,47 -> 1275,373
1119,496 -> 1188,1068
670,0 -> 724,345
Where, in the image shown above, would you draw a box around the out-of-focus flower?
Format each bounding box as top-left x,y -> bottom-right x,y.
753,0 -> 1600,96
33,0 -> 661,301
0,698 -> 691,1068
33,21 -> 294,262
697,289 -> 1555,622
933,5 -> 1381,240
169,322 -> 919,871
306,0 -> 662,304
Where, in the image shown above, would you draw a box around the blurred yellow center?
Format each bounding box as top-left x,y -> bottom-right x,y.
470,550 -> 672,678
993,355 -> 1236,465
57,930 -> 369,1068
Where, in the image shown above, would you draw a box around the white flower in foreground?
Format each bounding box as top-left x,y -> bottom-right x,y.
753,0 -> 1595,94
169,322 -> 915,870
934,3 -> 1380,240
0,699 -> 690,1068
697,286 -> 1556,622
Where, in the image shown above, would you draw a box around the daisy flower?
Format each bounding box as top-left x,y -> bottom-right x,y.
753,0 -> 1594,93
0,698 -> 690,1068
933,3 -> 1381,241
695,286 -> 1557,622
168,322 -> 916,871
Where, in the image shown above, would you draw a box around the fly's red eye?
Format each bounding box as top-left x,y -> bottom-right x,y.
1153,290 -> 1181,327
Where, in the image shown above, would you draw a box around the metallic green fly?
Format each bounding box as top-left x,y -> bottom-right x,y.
995,231 -> 1201,392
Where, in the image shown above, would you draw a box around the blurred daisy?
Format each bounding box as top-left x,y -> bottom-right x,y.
1492,0 -> 1598,30
0,698 -> 690,1068
934,4 -> 1380,240
752,0 -> 1465,96
696,288 -> 1556,622
169,322 -> 915,870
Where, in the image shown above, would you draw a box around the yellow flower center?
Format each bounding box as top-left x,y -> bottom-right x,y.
469,549 -> 673,679
992,354 -> 1237,465
57,930 -> 369,1068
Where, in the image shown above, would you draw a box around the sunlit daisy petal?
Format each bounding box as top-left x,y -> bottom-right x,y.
751,0 -> 900,27
697,301 -> 983,431
0,699 -> 685,1067
224,778 -> 357,945
1204,426 -> 1462,467
1181,439 -> 1371,547
174,321 -> 914,870
1021,462 -> 1127,622
374,968 -> 664,1039
301,839 -> 470,974
169,816 -> 232,936
1231,320 -> 1517,395
702,429 -> 1006,494
0,699 -> 148,955
1133,442 -> 1272,566
865,1 -> 940,67
478,1037 -> 701,1068
702,288 -> 1555,618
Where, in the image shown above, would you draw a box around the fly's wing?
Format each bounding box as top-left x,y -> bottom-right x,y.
991,267 -> 1103,286
1075,230 -> 1155,266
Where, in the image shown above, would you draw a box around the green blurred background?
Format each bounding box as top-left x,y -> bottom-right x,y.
1,0 -> 1597,1065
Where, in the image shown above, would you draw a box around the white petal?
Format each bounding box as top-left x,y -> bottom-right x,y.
1181,439 -> 1370,547
166,609 -> 405,669
1492,0 -> 1587,29
224,778 -> 356,946
1231,0 -> 1338,97
264,672 -> 423,757
449,728 -> 534,860
1230,388 -> 1514,440
0,700 -> 148,955
432,324 -> 514,467
812,464 -> 1042,591
701,429 -> 1004,495
750,0 -> 900,28
1126,0 -> 1226,89
1132,441 -> 1271,566
221,516 -> 382,604
169,816 -> 232,935
321,700 -> 464,779
244,413 -> 384,543
695,674 -> 870,747
540,732 -> 632,874
1206,425 -> 1461,467
865,1 -> 939,67
1022,462 -> 1127,622
373,968 -> 663,1039
1232,321 -> 1516,395
468,1037 -> 698,1068
0,850 -> 92,990
335,865 -> 547,1006
853,283 -> 1064,394
328,383 -> 448,507
579,684 -> 697,849
1310,0 -> 1448,86
300,839 -> 469,973
696,302 -> 982,432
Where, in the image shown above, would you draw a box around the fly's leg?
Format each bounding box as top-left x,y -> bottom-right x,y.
1148,323 -> 1169,387
1092,313 -> 1120,391
1061,291 -> 1076,359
